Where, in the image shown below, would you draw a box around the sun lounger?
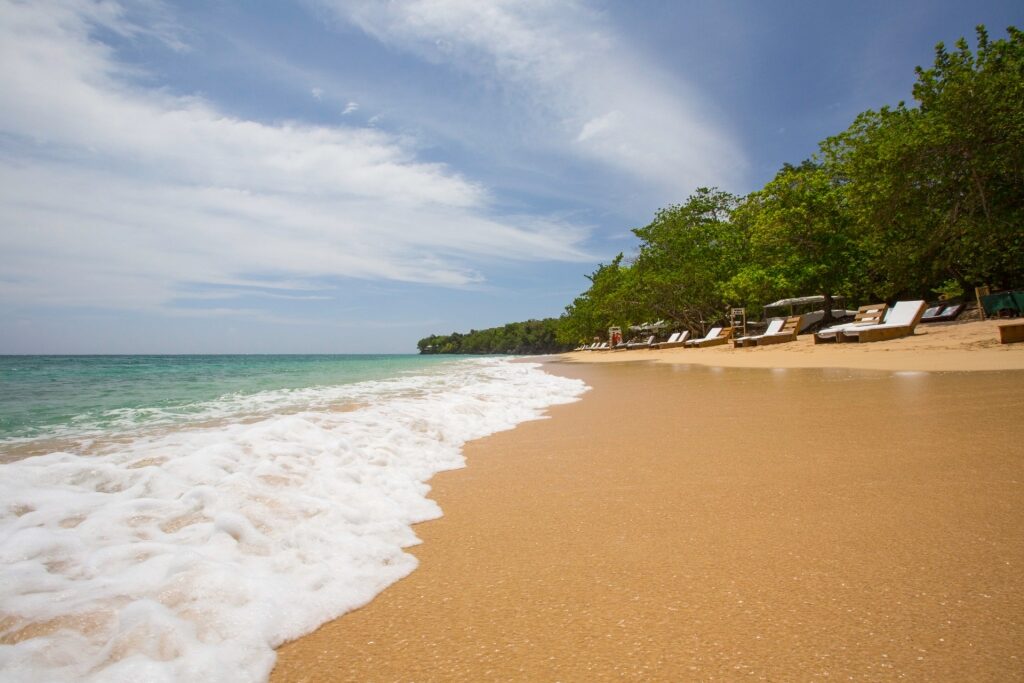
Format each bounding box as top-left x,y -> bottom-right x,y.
920,302 -> 966,323
626,335 -> 656,349
733,318 -> 784,348
756,315 -> 804,346
654,331 -> 690,349
814,303 -> 888,344
686,326 -> 733,348
837,300 -> 927,343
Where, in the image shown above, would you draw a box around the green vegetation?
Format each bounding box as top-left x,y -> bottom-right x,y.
421,26 -> 1022,354
556,25 -> 1023,345
417,319 -> 572,355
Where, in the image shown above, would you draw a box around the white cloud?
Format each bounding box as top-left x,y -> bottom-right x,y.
342,100 -> 358,114
320,0 -> 746,192
311,87 -> 324,100
576,111 -> 622,143
0,0 -> 593,315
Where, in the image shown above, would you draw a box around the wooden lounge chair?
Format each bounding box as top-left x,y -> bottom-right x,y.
686,326 -> 733,348
838,300 -> 927,343
625,335 -> 655,350
757,315 -> 804,346
732,318 -> 784,348
920,302 -> 966,323
654,331 -> 689,349
814,303 -> 888,344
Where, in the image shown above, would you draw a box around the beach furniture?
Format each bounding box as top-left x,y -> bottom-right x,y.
763,295 -> 858,333
814,303 -> 888,344
686,326 -> 733,348
756,315 -> 804,346
654,331 -> 690,349
837,300 -> 927,343
732,318 -> 784,348
920,302 -> 966,323
626,335 -> 656,349
999,321 -> 1024,344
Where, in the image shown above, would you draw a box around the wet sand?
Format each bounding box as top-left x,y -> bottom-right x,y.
272,348 -> 1024,680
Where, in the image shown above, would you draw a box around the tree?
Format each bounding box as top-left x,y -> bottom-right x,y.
631,188 -> 745,332
822,25 -> 1024,296
557,254 -> 635,344
725,161 -> 864,323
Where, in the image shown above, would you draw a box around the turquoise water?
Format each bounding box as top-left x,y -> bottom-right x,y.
0,354 -> 466,445
0,355 -> 586,680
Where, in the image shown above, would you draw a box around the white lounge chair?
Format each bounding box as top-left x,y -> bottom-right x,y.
732,318 -> 784,348
654,331 -> 690,349
626,335 -> 656,349
838,300 -> 927,343
758,315 -> 804,346
814,303 -> 888,344
685,326 -> 732,348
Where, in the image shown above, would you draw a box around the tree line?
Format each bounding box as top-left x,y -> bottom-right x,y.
417,319 -> 572,355
557,26 -> 1023,345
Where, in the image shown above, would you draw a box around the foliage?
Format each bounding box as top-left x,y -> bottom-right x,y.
553,24 -> 1022,341
555,254 -> 635,345
725,161 -> 865,322
820,25 -> 1024,296
631,188 -> 746,330
417,318 -> 572,355
421,26 -> 1021,347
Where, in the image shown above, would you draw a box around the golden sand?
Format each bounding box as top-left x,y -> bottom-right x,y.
272,321 -> 1024,681
566,318 -> 1024,372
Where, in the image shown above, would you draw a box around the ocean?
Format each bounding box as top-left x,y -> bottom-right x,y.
0,355 -> 588,682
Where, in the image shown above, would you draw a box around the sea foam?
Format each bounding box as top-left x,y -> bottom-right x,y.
0,359 -> 587,682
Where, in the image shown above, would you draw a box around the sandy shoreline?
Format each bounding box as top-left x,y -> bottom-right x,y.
272,321 -> 1024,681
563,319 -> 1024,372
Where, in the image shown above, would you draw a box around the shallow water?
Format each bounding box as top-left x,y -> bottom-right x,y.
0,355 -> 588,682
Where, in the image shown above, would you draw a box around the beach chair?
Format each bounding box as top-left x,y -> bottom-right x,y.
814,303 -> 888,344
920,302 -> 966,323
654,331 -> 690,349
756,315 -> 804,346
686,326 -> 733,348
733,318 -> 784,348
837,300 -> 926,343
626,335 -> 656,350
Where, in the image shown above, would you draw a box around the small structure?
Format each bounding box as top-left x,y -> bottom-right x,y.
608,326 -> 623,347
730,308 -> 747,337
999,321 -> 1024,344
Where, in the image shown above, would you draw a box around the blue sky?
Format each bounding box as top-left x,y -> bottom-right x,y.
1,0 -> 1019,353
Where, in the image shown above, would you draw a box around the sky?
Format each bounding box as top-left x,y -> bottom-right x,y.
1,0 -> 1019,354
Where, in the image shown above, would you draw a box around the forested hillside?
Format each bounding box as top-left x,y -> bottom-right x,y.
557,26 -> 1023,345
417,319 -> 572,355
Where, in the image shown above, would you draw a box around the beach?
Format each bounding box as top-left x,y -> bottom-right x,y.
272,320 -> 1024,681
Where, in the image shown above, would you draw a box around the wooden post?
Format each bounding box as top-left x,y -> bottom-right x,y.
975,285 -> 990,320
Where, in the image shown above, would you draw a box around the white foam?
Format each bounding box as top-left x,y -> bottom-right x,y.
0,359 -> 588,682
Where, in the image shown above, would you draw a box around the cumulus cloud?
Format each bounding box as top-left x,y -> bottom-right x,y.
320,0 -> 746,192
0,0 -> 593,315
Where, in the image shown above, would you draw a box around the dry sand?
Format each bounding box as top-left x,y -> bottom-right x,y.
272,320 -> 1024,681
566,318 -> 1024,372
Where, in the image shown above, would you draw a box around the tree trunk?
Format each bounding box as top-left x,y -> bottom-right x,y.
822,292 -> 834,325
